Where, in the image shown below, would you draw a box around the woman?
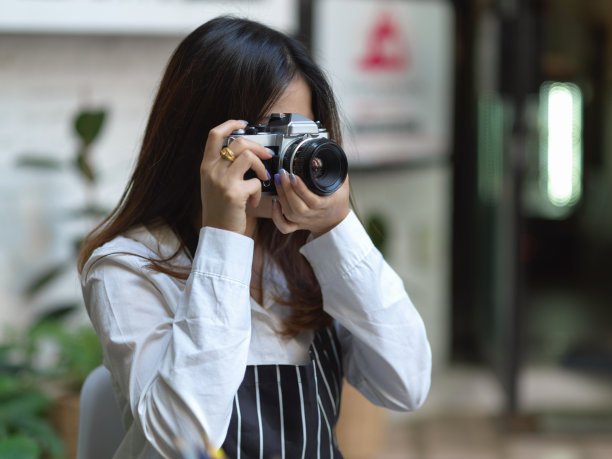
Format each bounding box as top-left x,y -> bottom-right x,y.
79,16 -> 431,459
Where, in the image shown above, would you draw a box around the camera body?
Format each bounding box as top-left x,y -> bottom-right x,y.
224,113 -> 348,196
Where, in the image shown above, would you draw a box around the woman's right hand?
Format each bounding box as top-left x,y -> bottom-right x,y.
200,120 -> 273,235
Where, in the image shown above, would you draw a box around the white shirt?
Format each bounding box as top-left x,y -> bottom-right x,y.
81,210 -> 432,458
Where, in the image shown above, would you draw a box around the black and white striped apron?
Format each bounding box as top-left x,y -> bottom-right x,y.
222,327 -> 344,459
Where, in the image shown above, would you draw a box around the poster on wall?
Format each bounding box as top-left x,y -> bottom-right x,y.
313,0 -> 454,166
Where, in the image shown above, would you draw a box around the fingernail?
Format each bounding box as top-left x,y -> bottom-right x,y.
289,173 -> 297,185
272,198 -> 278,206
274,173 -> 281,186
266,170 -> 271,180
265,148 -> 275,156
240,120 -> 249,125
279,169 -> 287,176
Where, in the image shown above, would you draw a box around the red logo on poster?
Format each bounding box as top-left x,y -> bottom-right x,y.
359,12 -> 408,72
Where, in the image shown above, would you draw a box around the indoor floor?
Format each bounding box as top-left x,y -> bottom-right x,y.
380,366 -> 612,459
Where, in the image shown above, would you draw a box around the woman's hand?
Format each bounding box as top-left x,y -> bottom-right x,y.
271,169 -> 350,238
200,120 -> 273,235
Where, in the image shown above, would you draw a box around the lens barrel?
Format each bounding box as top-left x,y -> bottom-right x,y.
283,138 -> 348,196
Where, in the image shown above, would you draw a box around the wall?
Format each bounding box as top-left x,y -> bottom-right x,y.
350,165 -> 451,372
0,32 -> 451,373
0,34 -> 180,332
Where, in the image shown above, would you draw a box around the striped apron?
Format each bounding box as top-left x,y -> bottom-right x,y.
222,327 -> 344,459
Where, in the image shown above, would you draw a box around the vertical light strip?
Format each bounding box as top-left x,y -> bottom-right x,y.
254,367 -> 263,459
312,345 -> 336,415
542,82 -> 583,208
276,365 -> 285,459
312,359 -> 321,459
295,367 -> 307,459
234,393 -> 242,459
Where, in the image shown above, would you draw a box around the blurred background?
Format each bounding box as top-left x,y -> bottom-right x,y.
1,0 -> 611,458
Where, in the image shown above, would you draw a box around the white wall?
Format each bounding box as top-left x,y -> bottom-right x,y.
350,165 -> 451,372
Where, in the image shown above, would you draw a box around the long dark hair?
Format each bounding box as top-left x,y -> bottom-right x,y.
78,16 -> 342,335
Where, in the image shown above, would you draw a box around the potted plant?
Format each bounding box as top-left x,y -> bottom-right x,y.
0,336 -> 64,458
13,108 -> 109,457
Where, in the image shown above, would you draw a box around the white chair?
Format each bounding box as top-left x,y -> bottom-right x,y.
77,365 -> 125,459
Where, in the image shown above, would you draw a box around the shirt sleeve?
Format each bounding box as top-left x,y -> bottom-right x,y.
81,226 -> 254,457
299,210 -> 432,411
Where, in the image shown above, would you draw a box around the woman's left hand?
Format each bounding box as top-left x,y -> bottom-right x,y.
271,170 -> 350,238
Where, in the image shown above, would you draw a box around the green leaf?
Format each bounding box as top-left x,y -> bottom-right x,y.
26,320 -> 63,351
25,321 -> 103,387
66,203 -> 109,219
73,236 -> 85,254
74,110 -> 106,146
67,327 -> 103,384
0,375 -> 20,398
23,261 -> 71,298
0,342 -> 21,366
16,157 -> 64,170
0,391 -> 50,423
31,303 -> 80,329
75,150 -> 96,183
365,214 -> 389,257
0,435 -> 40,459
0,359 -> 26,376
16,417 -> 65,459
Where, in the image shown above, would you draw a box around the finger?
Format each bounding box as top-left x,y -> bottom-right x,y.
228,136 -> 275,161
270,198 -> 299,234
230,149 -> 271,182
274,169 -> 309,218
243,178 -> 264,209
203,120 -> 248,163
273,169 -> 293,215
285,173 -> 320,209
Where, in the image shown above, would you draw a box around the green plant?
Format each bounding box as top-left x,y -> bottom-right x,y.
1,108 -> 109,456
18,109 -> 108,310
15,107 -> 107,380
27,320 -> 104,392
0,343 -> 64,459
365,213 -> 390,257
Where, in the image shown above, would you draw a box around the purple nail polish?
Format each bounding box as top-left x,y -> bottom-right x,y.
272,198 -> 278,206
279,168 -> 287,176
266,170 -> 271,180
274,173 -> 281,186
265,148 -> 275,156
289,173 -> 297,185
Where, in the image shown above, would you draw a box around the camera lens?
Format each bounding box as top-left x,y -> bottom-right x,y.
311,157 -> 324,178
284,138 -> 348,196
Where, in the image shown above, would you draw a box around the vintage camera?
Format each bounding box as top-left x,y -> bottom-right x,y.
224,113 -> 348,196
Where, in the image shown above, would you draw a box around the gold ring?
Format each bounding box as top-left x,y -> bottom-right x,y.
220,146 -> 236,163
